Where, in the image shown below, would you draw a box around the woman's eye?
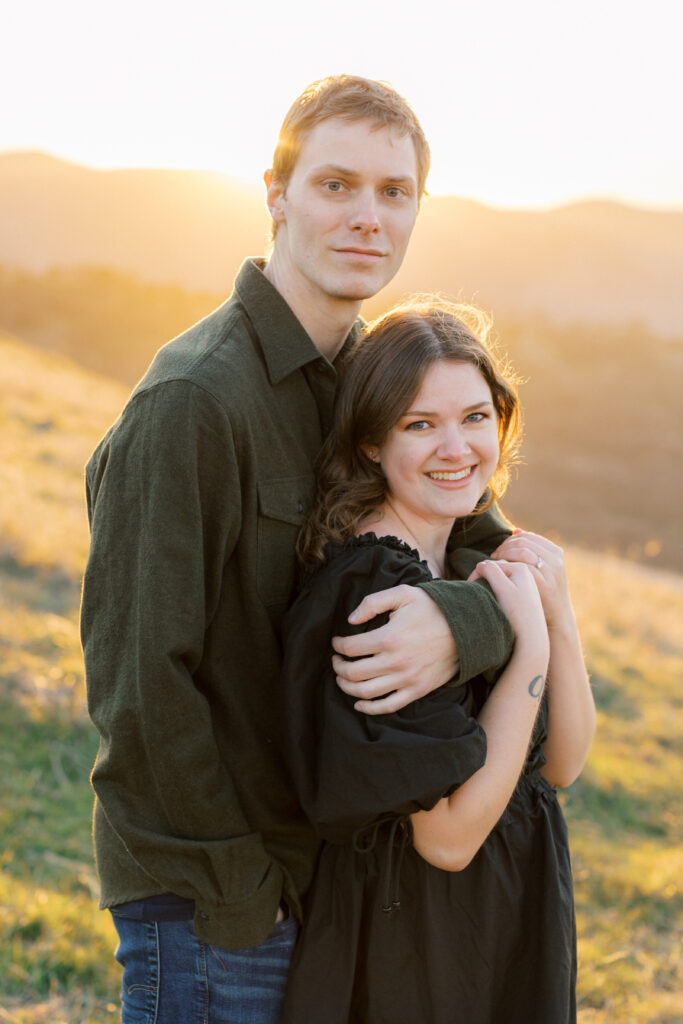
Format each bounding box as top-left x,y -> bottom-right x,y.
406,420 -> 430,431
465,412 -> 486,423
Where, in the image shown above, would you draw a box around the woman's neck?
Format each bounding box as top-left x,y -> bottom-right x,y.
357,504 -> 452,580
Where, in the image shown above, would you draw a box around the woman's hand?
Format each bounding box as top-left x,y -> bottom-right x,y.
487,530 -> 573,631
468,559 -> 549,663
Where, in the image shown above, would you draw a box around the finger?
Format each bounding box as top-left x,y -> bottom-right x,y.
346,584 -> 412,625
352,687 -> 421,716
467,556 -> 496,581
332,651 -> 393,684
332,628 -> 390,659
336,671 -> 404,700
468,558 -> 518,584
484,560 -> 542,596
495,542 -> 547,571
493,532 -> 558,560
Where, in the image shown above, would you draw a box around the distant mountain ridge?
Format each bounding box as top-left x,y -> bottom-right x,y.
2,151 -> 682,336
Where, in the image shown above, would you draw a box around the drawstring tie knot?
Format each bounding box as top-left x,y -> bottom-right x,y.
352,814 -> 412,914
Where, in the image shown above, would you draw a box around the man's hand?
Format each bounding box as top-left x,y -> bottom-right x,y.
332,586 -> 459,715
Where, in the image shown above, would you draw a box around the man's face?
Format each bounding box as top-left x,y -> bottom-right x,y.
267,117 -> 419,308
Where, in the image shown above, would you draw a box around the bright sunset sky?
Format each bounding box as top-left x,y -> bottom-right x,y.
4,0 -> 681,209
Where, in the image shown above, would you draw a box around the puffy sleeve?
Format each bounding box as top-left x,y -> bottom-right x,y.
280,539 -> 487,843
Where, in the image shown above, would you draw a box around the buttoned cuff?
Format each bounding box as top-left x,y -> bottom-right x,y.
193,859 -> 284,949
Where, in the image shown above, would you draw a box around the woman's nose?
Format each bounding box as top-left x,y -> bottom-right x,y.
437,426 -> 470,459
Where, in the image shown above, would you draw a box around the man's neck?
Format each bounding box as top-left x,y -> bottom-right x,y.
262,256 -> 361,362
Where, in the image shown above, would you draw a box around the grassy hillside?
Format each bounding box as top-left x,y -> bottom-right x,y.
1,335 -> 681,1022
1,265 -> 680,575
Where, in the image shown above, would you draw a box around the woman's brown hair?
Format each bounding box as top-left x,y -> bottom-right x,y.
297,298 -> 522,567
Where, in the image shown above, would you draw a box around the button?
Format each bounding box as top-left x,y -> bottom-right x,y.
296,502 -> 304,514
198,911 -> 210,920
316,359 -> 327,372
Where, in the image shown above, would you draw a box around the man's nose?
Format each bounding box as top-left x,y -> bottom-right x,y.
349,189 -> 380,232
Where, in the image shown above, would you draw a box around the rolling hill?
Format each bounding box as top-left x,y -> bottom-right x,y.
2,151 -> 682,336
1,266 -> 680,575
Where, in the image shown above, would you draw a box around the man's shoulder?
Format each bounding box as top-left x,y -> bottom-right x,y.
85,296 -> 256,471
136,292 -> 261,399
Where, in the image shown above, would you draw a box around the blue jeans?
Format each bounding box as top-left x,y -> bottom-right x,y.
111,908 -> 298,1023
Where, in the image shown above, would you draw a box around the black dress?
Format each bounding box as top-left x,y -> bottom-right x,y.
280,535 -> 576,1024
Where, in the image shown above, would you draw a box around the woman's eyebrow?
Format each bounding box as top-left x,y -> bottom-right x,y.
402,400 -> 494,416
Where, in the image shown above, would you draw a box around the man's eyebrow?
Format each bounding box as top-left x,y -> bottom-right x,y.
310,163 -> 417,185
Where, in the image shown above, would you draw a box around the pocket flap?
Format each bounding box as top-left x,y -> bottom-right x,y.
257,476 -> 314,526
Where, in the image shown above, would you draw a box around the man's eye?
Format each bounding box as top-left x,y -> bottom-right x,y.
385,186 -> 403,198
325,181 -> 344,192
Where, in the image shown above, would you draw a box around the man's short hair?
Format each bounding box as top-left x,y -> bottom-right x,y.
271,75 -> 430,199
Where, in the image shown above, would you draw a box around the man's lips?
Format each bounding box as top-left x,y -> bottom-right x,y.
335,247 -> 386,258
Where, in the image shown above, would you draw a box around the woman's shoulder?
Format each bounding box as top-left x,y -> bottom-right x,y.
284,533 -> 434,640
302,532 -> 433,592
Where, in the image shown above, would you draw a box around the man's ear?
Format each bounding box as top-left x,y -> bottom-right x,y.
264,170 -> 287,225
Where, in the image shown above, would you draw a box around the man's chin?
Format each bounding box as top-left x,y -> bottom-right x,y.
329,274 -> 393,303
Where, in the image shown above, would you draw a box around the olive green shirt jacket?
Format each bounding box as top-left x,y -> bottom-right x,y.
81,259 -> 515,950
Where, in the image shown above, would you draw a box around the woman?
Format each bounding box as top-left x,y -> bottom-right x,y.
280,300 -> 595,1024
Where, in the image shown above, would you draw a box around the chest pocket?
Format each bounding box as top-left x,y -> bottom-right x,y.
257,475 -> 314,607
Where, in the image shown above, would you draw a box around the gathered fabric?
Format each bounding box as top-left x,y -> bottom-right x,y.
352,814 -> 413,914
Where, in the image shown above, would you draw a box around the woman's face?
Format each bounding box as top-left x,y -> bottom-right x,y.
370,359 -> 500,528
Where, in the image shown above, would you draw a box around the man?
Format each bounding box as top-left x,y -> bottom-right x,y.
82,75 -> 514,1023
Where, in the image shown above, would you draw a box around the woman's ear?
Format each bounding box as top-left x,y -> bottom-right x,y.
360,444 -> 381,464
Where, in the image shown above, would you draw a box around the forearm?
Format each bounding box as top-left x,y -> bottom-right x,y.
418,501 -> 515,684
410,641 -> 548,871
418,577 -> 515,684
540,612 -> 596,788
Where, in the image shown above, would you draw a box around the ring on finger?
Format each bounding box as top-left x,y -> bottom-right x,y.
535,556 -> 544,570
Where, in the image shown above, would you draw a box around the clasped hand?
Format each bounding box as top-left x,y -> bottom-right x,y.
332,586 -> 458,715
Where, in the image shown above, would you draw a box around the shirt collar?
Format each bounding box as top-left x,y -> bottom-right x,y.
233,258 -> 362,385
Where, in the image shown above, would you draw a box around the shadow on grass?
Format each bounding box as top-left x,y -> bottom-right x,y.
0,551 -> 81,617
564,775 -> 669,838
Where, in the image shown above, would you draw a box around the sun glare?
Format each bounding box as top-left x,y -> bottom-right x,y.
1,0 -> 681,210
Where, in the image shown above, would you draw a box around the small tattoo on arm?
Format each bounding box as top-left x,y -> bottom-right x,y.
528,675 -> 545,699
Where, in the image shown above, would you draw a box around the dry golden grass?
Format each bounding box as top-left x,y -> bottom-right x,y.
1,333 -> 128,577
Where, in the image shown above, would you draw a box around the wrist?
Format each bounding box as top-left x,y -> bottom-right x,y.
512,635 -> 550,673
547,608 -> 578,639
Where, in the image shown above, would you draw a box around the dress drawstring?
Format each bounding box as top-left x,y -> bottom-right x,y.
352,814 -> 412,913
